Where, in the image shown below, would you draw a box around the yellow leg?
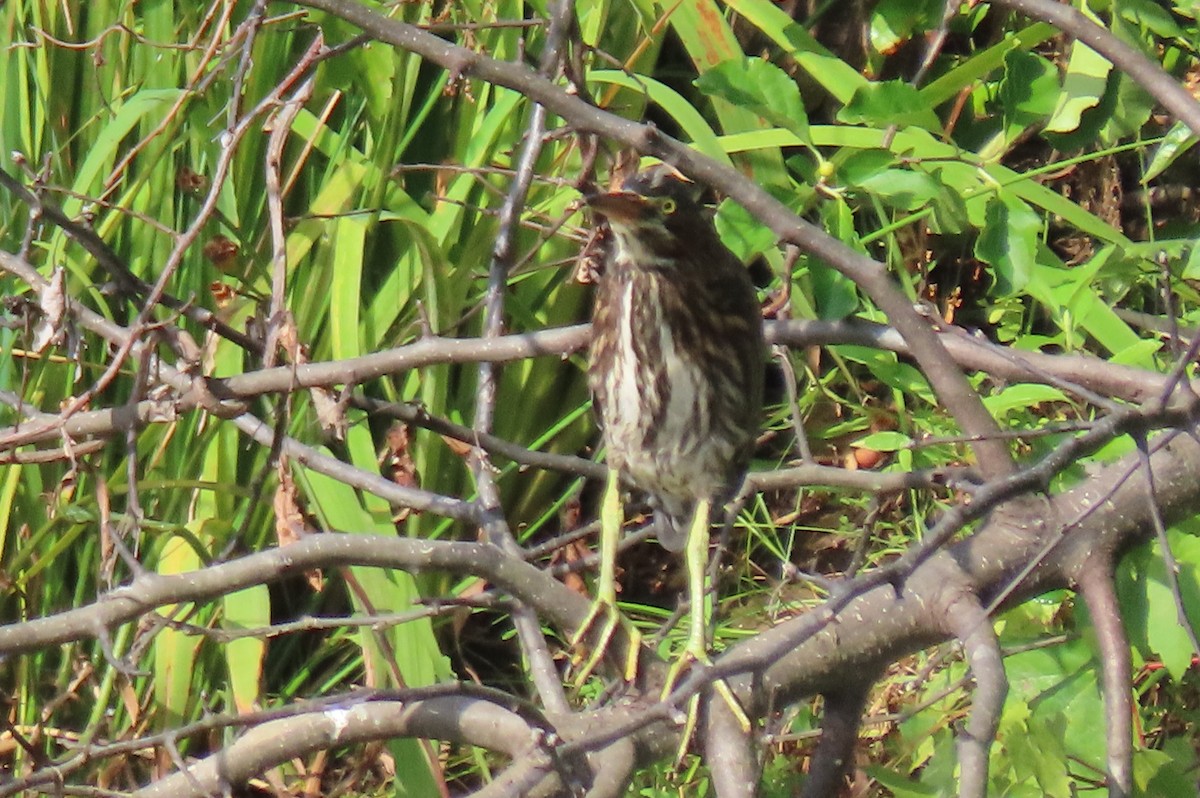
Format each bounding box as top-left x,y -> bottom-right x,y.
570,470 -> 641,684
685,498 -> 711,661
663,500 -> 751,757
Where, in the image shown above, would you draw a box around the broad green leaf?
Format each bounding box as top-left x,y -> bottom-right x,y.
1069,291 -> 1146,360
1146,121 -> 1199,182
330,215 -> 368,360
1000,50 -> 1060,122
813,198 -> 862,319
726,130 -> 1101,240
1143,528 -> 1200,679
300,447 -> 451,689
1120,0 -> 1187,38
715,197 -> 777,262
975,191 -> 1040,296
837,346 -> 936,403
1184,239 -> 1200,280
300,457 -> 445,795
995,699 -> 1072,796
153,524 -> 205,728
853,169 -> 943,211
1109,338 -> 1163,366
664,0 -> 785,180
1045,10 -> 1112,133
837,149 -> 896,185
981,384 -> 1067,419
853,431 -> 912,452
722,0 -> 866,104
1003,640 -> 1105,773
695,57 -> 809,142
870,0 -> 939,55
662,0 -> 742,69
1097,46 -> 1157,144
865,766 -> 939,797
920,23 -> 1058,108
0,461 -> 21,558
1135,747 -> 1200,797
838,81 -> 942,131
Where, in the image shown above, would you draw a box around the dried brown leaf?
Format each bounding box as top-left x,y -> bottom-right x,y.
310,387 -> 347,441
32,267 -> 66,352
273,458 -> 323,592
202,235 -> 240,274
382,423 -> 421,522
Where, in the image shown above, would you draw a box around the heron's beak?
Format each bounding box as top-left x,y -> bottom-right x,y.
584,191 -> 649,223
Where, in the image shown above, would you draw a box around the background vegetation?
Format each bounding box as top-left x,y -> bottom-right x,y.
1,0 -> 1199,796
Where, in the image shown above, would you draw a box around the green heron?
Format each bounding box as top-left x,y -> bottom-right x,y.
574,164 -> 765,711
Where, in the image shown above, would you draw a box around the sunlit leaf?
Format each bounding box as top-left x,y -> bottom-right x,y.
695,57 -> 810,141
1045,9 -> 1112,133
838,80 -> 942,130
975,191 -> 1040,296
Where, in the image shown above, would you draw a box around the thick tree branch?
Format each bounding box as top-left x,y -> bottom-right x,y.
801,680 -> 874,798
1,424 -> 1195,794
1077,554 -> 1133,798
945,594 -> 1007,798
132,697 -> 541,798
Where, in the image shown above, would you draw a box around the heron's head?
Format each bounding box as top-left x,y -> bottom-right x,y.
585,165 -> 710,263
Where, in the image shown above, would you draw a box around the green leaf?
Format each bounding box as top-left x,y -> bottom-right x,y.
223,585 -> 268,714
975,191 -> 1040,296
1145,121 -> 1199,182
695,57 -> 810,142
1120,0 -> 1187,38
153,525 -> 206,728
854,169 -> 943,211
715,197 -> 777,262
838,81 -> 942,131
588,70 -> 730,164
920,23 -> 1058,108
1184,241 -> 1200,281
64,88 -> 185,216
1109,338 -> 1163,366
664,0 -> 786,182
870,0 -> 940,55
981,384 -> 1067,419
837,149 -> 897,185
853,431 -> 912,452
812,198 -> 862,319
1045,9 -> 1113,133
1002,640 -> 1106,774
721,0 -> 867,104
865,765 -> 939,797
1135,748 -> 1200,797
1143,528 -> 1200,679
1000,50 -> 1060,122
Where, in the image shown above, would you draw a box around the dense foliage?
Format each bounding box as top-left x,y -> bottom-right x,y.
1,0 -> 1199,796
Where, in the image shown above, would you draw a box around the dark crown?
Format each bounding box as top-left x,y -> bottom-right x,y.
621,164 -> 704,207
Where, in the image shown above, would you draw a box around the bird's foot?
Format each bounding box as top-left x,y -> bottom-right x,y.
662,645 -> 752,762
568,599 -> 641,686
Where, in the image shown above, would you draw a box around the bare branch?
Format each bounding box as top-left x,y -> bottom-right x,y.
131,697 -> 541,798
945,594 -> 1007,798
801,680 -> 875,798
1076,554 -> 1133,798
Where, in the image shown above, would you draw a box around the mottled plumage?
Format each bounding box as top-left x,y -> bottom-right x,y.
587,166 -> 764,550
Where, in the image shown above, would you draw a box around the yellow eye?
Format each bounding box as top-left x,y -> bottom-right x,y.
661,198 -> 677,214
